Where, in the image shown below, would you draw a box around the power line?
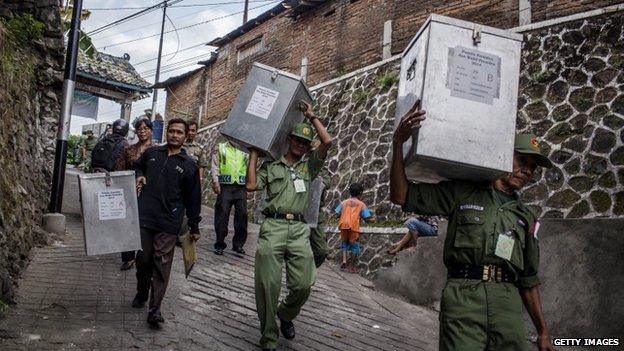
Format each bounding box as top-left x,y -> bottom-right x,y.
97,1 -> 280,49
139,53 -> 213,75
86,0 -> 185,36
133,42 -> 209,65
87,0 -> 271,11
143,60 -> 206,78
92,0 -> 273,41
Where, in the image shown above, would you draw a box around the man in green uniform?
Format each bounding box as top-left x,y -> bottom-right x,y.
390,103 -> 555,351
246,101 -> 332,351
80,130 -> 98,172
184,121 -> 209,182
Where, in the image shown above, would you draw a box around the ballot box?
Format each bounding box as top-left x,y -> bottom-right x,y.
220,62 -> 313,160
395,14 -> 523,183
304,177 -> 325,228
78,171 -> 142,256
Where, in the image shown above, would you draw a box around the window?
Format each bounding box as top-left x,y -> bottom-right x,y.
237,37 -> 264,64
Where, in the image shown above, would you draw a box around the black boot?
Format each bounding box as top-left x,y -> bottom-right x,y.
279,316 -> 295,340
147,308 -> 164,326
132,294 -> 147,308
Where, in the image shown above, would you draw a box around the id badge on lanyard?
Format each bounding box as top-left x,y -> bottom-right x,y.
289,167 -> 306,193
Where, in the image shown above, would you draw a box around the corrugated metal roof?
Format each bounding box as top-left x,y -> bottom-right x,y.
77,50 -> 152,93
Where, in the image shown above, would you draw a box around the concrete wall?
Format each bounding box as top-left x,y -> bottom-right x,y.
534,218 -> 624,339
373,223 -> 448,306
373,219 -> 624,339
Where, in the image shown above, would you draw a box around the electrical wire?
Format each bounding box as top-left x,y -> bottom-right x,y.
92,0 -> 273,41
86,0 -> 185,36
164,13 -> 181,62
132,42 -> 209,66
97,1 -> 280,49
87,0 -> 273,11
140,53 -> 213,76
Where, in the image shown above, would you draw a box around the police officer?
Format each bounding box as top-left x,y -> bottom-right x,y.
246,101 -> 332,351
390,103 -> 555,351
210,139 -> 249,255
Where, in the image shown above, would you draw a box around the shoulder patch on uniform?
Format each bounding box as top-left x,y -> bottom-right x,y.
459,204 -> 484,211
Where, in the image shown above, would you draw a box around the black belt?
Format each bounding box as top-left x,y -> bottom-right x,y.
265,213 -> 305,222
448,264 -> 516,283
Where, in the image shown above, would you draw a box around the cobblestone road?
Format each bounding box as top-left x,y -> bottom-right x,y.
0,170 -> 439,350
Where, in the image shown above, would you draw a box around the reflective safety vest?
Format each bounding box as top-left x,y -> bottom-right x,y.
218,142 -> 248,185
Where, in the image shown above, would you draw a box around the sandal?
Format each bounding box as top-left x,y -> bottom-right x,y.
348,266 -> 359,274
340,262 -> 347,271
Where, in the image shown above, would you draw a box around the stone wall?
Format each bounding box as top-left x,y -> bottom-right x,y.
0,1 -> 63,309
517,11 -> 624,218
195,9 -> 624,278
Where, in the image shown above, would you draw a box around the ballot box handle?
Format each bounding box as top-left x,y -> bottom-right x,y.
473,25 -> 482,45
407,58 -> 417,81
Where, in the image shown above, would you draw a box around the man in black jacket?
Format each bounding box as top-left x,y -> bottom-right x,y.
132,118 -> 202,327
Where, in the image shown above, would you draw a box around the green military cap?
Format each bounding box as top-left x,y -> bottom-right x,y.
514,133 -> 553,168
290,122 -> 314,142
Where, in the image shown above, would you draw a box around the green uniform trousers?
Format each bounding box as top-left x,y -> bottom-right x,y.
440,279 -> 528,351
310,225 -> 328,268
255,218 -> 316,348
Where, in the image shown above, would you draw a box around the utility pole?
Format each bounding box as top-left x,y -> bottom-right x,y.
243,0 -> 249,24
150,0 -> 168,129
47,0 -> 83,214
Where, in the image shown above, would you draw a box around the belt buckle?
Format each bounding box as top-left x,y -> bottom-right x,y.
286,213 -> 294,220
482,265 -> 494,282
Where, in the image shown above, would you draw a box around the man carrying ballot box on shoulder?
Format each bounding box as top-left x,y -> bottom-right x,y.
246,101 -> 332,351
390,102 -> 555,351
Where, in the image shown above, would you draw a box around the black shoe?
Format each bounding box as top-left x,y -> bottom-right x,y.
214,248 -> 224,255
147,308 -> 164,325
279,316 -> 295,340
132,294 -> 147,308
232,246 -> 245,254
120,260 -> 134,271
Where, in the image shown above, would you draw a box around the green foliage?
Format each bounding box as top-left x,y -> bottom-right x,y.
0,298 -> 8,315
0,18 -> 38,108
353,90 -> 371,104
377,72 -> 399,91
1,14 -> 44,45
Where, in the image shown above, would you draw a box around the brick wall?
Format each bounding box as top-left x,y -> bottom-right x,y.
164,68 -> 205,121
166,0 -> 622,124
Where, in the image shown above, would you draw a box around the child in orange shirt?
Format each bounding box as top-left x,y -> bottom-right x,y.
335,183 -> 375,273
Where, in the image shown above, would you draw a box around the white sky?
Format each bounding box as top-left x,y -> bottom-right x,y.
70,0 -> 279,135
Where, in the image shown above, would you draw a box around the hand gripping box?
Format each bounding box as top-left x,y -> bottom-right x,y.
220,62 -> 313,160
395,14 -> 523,183
78,171 -> 142,256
